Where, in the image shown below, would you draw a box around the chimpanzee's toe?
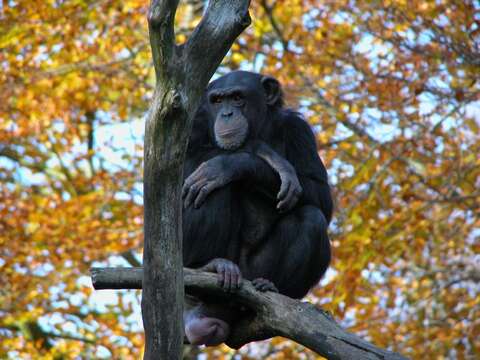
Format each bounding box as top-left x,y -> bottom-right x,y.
252,278 -> 278,293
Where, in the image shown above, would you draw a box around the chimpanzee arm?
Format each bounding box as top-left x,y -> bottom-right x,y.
245,140 -> 303,212
283,112 -> 333,223
183,148 -> 282,209
184,107 -> 329,213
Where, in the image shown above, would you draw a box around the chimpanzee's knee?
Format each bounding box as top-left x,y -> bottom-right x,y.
273,205 -> 331,298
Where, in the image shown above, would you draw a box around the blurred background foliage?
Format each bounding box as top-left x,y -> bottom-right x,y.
0,0 -> 479,359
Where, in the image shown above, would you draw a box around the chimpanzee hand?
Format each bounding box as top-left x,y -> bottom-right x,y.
276,164 -> 303,213
200,258 -> 242,292
249,140 -> 303,213
183,156 -> 235,209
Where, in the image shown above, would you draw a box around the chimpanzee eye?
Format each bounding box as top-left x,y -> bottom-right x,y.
233,93 -> 243,101
211,96 -> 222,104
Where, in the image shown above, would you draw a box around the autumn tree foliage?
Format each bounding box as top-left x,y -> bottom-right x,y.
0,0 -> 478,359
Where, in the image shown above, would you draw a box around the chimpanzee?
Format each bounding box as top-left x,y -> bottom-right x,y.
182,71 -> 333,346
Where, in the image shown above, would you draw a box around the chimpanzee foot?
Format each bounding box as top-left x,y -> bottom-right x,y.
200,258 -> 242,292
252,278 -> 278,293
185,315 -> 230,346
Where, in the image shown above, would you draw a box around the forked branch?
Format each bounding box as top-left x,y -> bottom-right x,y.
147,0 -> 251,111
183,0 -> 251,97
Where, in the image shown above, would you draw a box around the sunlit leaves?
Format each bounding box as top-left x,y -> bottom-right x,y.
223,0 -> 480,358
0,0 -> 148,357
1,0 -> 479,358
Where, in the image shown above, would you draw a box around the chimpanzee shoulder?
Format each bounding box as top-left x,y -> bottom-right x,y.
187,102 -> 213,154
277,109 -> 328,183
276,109 -> 333,222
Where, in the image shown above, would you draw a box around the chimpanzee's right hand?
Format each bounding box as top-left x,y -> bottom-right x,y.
248,140 -> 303,213
200,258 -> 242,292
276,165 -> 303,213
182,156 -> 235,209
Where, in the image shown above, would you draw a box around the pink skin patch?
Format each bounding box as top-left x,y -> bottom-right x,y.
185,315 -> 230,346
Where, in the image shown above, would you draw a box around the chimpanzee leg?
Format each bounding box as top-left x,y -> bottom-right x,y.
183,258 -> 242,346
183,186 -> 244,347
183,184 -> 243,267
240,205 -> 330,299
184,296 -> 236,346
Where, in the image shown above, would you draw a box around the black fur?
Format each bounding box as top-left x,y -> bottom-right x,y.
183,71 -> 332,299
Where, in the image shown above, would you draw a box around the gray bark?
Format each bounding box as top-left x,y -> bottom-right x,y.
91,268 -> 408,360
143,1 -> 250,359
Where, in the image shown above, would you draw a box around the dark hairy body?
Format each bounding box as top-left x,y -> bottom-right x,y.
182,71 -> 333,346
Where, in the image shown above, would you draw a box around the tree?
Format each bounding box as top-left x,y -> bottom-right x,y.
94,0 -> 404,357
140,0 -> 250,358
1,0 -> 478,359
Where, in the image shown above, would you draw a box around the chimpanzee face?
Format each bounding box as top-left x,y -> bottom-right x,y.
206,71 -> 282,150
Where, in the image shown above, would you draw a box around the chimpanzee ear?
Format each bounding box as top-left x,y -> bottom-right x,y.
261,76 -> 283,107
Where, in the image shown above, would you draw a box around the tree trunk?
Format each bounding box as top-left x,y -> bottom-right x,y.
142,1 -> 251,358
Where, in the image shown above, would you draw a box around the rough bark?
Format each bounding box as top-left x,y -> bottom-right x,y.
143,1 -> 250,359
91,268 -> 408,360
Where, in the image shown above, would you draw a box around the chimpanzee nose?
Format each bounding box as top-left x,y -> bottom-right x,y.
222,111 -> 233,117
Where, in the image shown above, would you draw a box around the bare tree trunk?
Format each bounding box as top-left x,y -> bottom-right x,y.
142,1 -> 250,359
92,267 -> 408,360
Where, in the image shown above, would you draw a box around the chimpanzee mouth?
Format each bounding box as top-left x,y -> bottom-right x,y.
215,124 -> 249,150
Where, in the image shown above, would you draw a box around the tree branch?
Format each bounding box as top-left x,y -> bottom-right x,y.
147,0 -> 179,82
183,0 -> 251,104
91,267 -> 407,360
120,249 -> 142,268
258,1 -> 378,145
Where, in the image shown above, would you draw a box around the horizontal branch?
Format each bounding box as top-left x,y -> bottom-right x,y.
91,267 -> 142,289
91,267 -> 407,360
